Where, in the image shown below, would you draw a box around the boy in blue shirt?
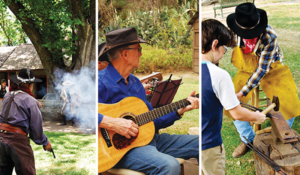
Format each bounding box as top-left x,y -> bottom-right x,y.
201,19 -> 266,175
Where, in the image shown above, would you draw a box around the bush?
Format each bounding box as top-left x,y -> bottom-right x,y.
134,44 -> 193,73
100,3 -> 197,49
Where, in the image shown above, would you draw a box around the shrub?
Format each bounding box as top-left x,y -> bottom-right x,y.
134,44 -> 193,73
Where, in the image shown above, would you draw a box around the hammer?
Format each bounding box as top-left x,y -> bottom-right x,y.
240,102 -> 278,119
247,96 -> 279,126
261,96 -> 280,115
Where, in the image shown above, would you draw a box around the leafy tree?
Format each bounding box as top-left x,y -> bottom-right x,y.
0,2 -> 28,46
2,0 -> 95,84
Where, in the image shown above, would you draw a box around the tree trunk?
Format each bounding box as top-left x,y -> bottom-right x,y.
71,20 -> 95,70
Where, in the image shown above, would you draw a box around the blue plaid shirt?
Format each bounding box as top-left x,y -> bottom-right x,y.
98,63 -> 180,131
241,25 -> 283,96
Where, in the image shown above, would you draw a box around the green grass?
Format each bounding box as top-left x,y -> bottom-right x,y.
219,4 -> 300,174
159,73 -> 199,135
31,131 -> 95,175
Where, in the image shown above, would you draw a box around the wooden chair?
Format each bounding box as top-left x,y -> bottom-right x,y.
251,86 -> 268,132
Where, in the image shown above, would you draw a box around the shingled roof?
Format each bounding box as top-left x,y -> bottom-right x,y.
0,44 -> 43,70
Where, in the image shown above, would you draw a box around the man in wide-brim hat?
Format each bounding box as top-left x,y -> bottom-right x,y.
225,3 -> 300,158
98,27 -> 199,174
0,68 -> 52,174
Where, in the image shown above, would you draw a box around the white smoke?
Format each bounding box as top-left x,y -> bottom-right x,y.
53,61 -> 96,134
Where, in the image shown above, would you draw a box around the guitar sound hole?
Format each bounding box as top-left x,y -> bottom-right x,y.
123,115 -> 136,123
112,132 -> 139,150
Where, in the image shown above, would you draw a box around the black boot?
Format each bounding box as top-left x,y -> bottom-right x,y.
72,117 -> 76,127
60,115 -> 67,126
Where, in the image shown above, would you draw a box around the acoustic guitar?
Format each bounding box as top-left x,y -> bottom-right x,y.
98,94 -> 199,172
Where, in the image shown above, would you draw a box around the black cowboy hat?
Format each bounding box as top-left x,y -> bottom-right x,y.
104,27 -> 148,52
98,42 -> 109,62
10,68 -> 42,84
227,3 -> 268,39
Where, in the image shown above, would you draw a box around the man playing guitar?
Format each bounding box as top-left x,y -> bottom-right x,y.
98,27 -> 199,175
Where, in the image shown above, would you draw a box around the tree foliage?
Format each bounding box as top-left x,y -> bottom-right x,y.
2,0 -> 95,83
0,1 -> 28,46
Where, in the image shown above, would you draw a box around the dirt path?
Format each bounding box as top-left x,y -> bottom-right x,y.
43,120 -> 95,134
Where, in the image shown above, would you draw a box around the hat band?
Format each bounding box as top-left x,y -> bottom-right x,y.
106,39 -> 140,50
235,16 -> 260,30
17,75 -> 35,83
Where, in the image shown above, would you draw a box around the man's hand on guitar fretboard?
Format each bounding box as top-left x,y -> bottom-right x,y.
177,90 -> 199,115
100,116 -> 139,139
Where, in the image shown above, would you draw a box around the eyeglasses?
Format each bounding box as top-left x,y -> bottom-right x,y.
126,47 -> 142,52
223,46 -> 228,54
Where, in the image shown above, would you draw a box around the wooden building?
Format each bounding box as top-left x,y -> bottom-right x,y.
188,11 -> 199,73
0,43 -> 52,99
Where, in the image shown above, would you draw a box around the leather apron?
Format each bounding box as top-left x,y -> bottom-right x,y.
224,39 -> 300,120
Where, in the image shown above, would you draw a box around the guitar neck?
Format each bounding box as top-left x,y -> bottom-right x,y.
136,94 -> 199,126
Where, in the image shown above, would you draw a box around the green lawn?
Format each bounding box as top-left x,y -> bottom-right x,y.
159,73 -> 199,135
31,131 -> 95,175
219,4 -> 300,174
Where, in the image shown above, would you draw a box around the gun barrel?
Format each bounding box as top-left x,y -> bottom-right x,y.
50,148 -> 56,159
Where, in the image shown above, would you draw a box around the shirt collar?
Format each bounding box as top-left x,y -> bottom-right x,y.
106,63 -> 124,83
201,61 -> 211,64
106,63 -> 137,84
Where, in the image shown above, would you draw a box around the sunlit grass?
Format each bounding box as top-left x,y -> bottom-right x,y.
30,131 -> 96,175
159,73 -> 199,135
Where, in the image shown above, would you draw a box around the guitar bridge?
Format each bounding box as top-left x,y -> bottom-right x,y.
100,128 -> 112,147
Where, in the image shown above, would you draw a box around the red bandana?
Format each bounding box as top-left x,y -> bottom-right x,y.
243,38 -> 258,54
9,84 -> 35,98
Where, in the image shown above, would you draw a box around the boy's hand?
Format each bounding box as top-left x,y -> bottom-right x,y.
253,111 -> 266,124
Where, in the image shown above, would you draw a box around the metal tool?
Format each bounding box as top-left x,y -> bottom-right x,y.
240,102 -> 278,119
243,136 -> 287,175
50,148 -> 56,159
290,143 -> 300,153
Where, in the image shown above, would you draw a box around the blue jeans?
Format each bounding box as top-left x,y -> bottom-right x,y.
234,117 -> 295,143
114,133 -> 199,175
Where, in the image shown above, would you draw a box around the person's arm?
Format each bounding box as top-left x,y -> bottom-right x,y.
28,100 -> 49,146
60,90 -> 68,102
99,115 -> 139,139
210,65 -> 266,123
240,38 -> 278,96
153,90 -> 199,131
229,105 -> 265,124
98,78 -> 139,139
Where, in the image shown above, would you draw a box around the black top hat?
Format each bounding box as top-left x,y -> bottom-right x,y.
227,3 -> 268,39
98,42 -> 109,62
10,68 -> 42,84
105,27 -> 148,51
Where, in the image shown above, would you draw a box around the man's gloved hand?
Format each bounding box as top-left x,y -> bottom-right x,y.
43,140 -> 52,151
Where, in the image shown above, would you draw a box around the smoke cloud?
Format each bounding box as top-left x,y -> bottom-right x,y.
53,61 -> 96,134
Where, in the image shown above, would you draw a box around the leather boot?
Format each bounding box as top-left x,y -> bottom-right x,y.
59,115 -> 67,126
232,142 -> 251,158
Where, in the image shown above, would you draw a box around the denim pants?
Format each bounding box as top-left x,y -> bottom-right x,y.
114,133 -> 199,175
233,117 -> 295,143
